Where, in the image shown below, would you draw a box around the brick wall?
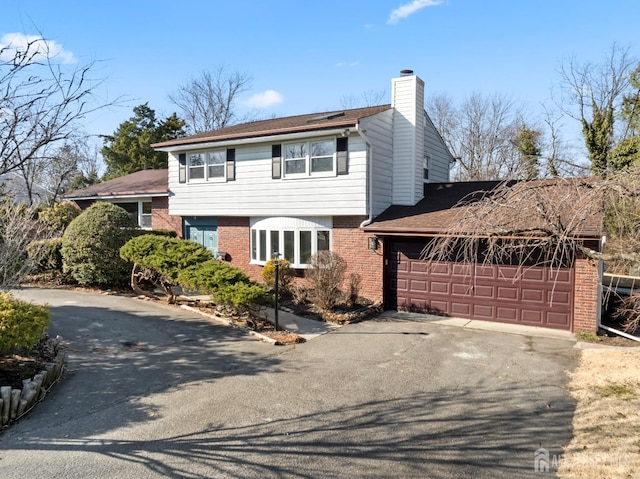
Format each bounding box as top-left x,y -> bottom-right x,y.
151,197 -> 183,238
332,216 -> 384,304
215,215 -> 384,302
217,217 -> 263,282
572,255 -> 600,333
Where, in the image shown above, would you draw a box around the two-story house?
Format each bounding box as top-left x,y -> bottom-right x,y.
153,71 -> 602,334
153,71 -> 453,303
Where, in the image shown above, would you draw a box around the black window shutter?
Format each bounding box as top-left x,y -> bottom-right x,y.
336,137 -> 348,175
272,144 -> 282,179
178,153 -> 186,183
226,148 -> 236,181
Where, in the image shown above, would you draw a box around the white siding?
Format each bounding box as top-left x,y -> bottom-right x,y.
391,74 -> 424,206
424,111 -> 452,182
168,136 -> 368,217
361,110 -> 394,217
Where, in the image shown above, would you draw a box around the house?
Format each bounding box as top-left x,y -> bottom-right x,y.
63,169 -> 180,232
152,70 -> 602,333
152,70 -> 453,301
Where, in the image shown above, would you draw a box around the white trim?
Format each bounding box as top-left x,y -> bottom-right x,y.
66,193 -> 168,201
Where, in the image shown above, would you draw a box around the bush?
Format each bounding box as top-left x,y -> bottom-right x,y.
120,234 -> 212,283
305,251 -> 347,311
0,293 -> 50,354
61,202 -> 138,285
38,202 -> 81,234
27,238 -> 63,272
261,258 -> 295,292
178,260 -> 269,313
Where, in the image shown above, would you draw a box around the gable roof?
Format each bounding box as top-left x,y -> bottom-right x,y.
63,169 -> 168,200
152,104 -> 392,149
366,179 -> 604,239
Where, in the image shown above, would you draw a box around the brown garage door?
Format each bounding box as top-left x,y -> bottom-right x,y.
387,241 -> 574,330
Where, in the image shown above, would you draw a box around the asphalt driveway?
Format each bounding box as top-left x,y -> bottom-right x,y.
0,287 -> 577,478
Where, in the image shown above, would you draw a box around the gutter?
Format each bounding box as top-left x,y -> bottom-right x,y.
356,124 -> 374,228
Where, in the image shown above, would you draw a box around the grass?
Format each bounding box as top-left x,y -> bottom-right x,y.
558,349 -> 640,478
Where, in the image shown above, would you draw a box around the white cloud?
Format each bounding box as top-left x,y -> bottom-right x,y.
0,33 -> 76,64
245,89 -> 284,108
388,0 -> 444,25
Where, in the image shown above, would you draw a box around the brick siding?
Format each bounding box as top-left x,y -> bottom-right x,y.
151,197 -> 183,238
217,217 -> 263,282
572,255 -> 600,333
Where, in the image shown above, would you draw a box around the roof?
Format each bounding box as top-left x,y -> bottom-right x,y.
64,169 -> 168,200
152,104 -> 392,148
365,178 -> 604,239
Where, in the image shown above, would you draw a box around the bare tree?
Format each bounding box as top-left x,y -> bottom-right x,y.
0,200 -> 51,289
0,35 -> 112,177
427,92 -> 532,181
340,89 -> 386,109
168,67 -> 252,134
558,43 -> 636,173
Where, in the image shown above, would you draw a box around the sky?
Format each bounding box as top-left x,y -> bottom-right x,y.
2,0 -> 639,161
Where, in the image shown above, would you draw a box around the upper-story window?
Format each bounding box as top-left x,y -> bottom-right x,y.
282,139 -> 337,176
183,149 -> 231,182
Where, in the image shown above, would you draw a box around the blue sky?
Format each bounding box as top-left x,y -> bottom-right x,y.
3,0 -> 639,151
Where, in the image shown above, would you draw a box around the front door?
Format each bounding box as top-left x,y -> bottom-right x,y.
184,218 -> 218,255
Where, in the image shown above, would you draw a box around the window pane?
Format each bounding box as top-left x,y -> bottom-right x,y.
285,158 -> 305,174
311,157 -> 333,172
284,143 -> 306,159
189,153 -> 205,166
317,230 -> 330,251
140,215 -> 152,229
251,230 -> 257,260
311,140 -> 333,157
259,230 -> 267,262
209,150 -> 225,165
142,202 -> 152,214
270,230 -> 279,258
284,231 -> 294,263
300,231 -> 311,264
208,164 -> 225,178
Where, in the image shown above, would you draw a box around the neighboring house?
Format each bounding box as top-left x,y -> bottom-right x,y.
0,171 -> 51,205
152,70 -> 602,333
153,70 -> 453,301
63,169 -> 180,232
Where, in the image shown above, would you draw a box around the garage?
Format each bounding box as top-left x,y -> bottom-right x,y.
387,240 -> 574,330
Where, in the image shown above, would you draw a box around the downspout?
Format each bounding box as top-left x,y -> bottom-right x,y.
356,125 -> 374,228
596,234 -> 640,343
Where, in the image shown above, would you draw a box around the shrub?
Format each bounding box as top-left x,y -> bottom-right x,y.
27,238 -> 63,272
120,234 -> 212,283
149,229 -> 178,238
0,293 -> 50,354
38,202 -> 81,234
261,258 -> 295,292
345,273 -> 362,308
61,202 -> 138,285
179,260 -> 269,313
305,251 -> 347,311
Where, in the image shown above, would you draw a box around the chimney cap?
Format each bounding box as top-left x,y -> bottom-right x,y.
400,69 -> 414,76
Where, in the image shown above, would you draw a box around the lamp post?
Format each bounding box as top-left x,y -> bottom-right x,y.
272,251 -> 280,331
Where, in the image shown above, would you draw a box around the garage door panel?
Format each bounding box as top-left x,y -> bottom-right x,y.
390,241 -> 574,330
497,286 -> 519,301
430,281 -> 449,294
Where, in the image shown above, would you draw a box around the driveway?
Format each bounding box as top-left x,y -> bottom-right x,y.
0,287 -> 577,478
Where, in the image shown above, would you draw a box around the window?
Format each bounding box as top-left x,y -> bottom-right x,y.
140,201 -> 152,229
208,150 -> 225,178
187,149 -> 229,181
284,143 -> 306,174
280,138 -> 342,177
423,154 -> 430,181
188,153 -> 205,180
250,217 -> 332,268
